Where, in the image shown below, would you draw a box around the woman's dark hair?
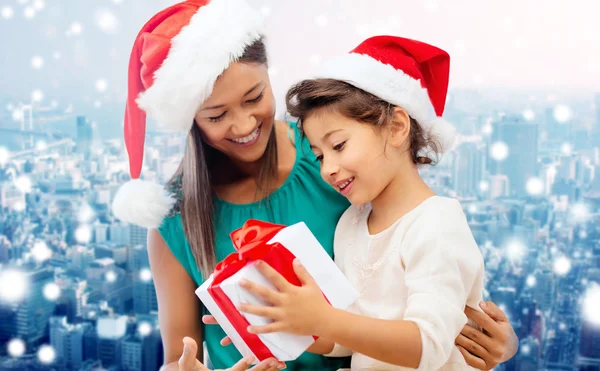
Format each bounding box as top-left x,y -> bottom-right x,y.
168,38 -> 276,277
286,78 -> 441,165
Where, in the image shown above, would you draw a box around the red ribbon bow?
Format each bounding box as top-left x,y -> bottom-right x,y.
207,220 -> 302,361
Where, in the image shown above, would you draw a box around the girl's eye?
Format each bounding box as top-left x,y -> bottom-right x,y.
333,141 -> 346,151
315,154 -> 323,162
247,92 -> 264,104
208,112 -> 226,122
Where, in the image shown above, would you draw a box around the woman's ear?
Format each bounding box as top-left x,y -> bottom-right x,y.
388,107 -> 411,148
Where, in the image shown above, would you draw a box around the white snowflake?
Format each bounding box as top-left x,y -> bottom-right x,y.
37,345 -> 56,364
570,203 -> 590,223
31,89 -> 44,102
95,79 -> 108,92
31,241 -> 52,262
95,9 -> 118,33
553,104 -> 572,123
526,275 -> 536,287
138,322 -> 153,337
0,146 -> 10,165
43,283 -> 61,301
36,140 -> 47,151
78,204 -> 95,223
15,175 -> 32,193
7,339 -> 25,357
2,6 -> 14,19
315,14 -> 328,27
490,141 -> 509,161
68,22 -> 83,36
506,240 -> 525,262
75,224 -> 92,243
526,177 -> 544,196
0,269 -> 29,303
24,6 -> 35,19
139,268 -> 152,282
260,6 -> 270,17
553,256 -> 571,276
522,109 -> 535,121
479,180 -> 489,192
33,0 -> 45,11
583,285 -> 600,325
106,271 -> 117,283
53,51 -> 61,60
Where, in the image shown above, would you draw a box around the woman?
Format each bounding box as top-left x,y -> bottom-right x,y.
112,0 -> 518,370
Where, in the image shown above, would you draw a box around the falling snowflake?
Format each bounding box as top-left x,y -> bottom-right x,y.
78,204 -> 95,223
468,204 -> 477,213
560,142 -> 573,156
553,104 -> 572,123
583,285 -> 600,325
506,240 -> 525,262
479,180 -> 489,192
0,146 -> 10,165
0,269 -> 29,303
1,6 -> 14,19
526,177 -> 544,196
94,100 -> 102,108
570,203 -> 590,223
33,0 -> 45,11
490,141 -> 509,161
43,283 -> 61,301
31,89 -> 44,102
36,140 -> 47,151
138,322 -> 153,337
553,256 -> 571,276
31,241 -> 52,262
522,109 -> 535,121
481,122 -> 493,135
315,14 -> 328,27
521,344 -> 531,355
139,268 -> 152,282
75,225 -> 92,243
68,22 -> 83,36
53,51 -> 61,60
559,322 -> 567,331
106,271 -> 117,283
526,275 -> 536,287
15,175 -> 32,193
37,345 -> 56,364
95,79 -> 108,92
7,339 -> 25,357
11,108 -> 23,121
95,9 -> 118,33
24,6 -> 35,19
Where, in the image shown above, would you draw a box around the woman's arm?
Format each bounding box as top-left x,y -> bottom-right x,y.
456,301 -> 519,370
147,228 -> 204,369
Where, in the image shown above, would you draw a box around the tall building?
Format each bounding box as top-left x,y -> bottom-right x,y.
133,279 -> 158,315
453,141 -> 485,197
489,116 -> 539,197
76,116 -> 93,160
49,316 -> 90,370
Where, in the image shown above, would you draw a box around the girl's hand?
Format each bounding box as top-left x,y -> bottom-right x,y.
239,259 -> 332,336
177,337 -> 283,371
455,301 -> 519,370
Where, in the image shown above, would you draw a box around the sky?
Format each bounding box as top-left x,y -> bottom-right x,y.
1,0 -> 598,136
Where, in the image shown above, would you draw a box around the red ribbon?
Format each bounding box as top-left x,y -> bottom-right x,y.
207,220 -> 303,361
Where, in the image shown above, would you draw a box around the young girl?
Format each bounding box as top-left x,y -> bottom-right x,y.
236,36 -> 487,370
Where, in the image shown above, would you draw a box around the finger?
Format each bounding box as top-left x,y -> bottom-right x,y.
460,323 -> 494,351
240,278 -> 283,305
456,345 -> 487,370
247,322 -> 284,335
254,260 -> 292,292
465,306 -> 500,336
292,259 -> 316,286
480,301 -> 508,322
239,303 -> 281,320
220,336 -> 232,346
178,337 -> 199,370
455,334 -> 492,361
202,315 -> 218,325
226,356 -> 254,371
247,358 -> 286,370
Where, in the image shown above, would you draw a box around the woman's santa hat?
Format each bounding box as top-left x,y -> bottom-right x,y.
111,0 -> 264,229
313,35 -> 456,152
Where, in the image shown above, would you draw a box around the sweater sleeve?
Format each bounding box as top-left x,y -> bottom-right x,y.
401,203 -> 484,370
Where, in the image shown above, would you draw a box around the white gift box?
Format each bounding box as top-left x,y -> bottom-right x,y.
196,221 -> 359,362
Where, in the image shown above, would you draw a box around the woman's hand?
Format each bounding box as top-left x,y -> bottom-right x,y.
455,301 -> 519,370
238,259 -> 332,336
177,337 -> 283,371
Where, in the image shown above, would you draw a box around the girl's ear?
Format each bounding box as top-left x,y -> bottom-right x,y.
388,107 -> 411,148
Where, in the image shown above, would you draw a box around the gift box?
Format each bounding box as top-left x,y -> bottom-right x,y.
196,219 -> 359,363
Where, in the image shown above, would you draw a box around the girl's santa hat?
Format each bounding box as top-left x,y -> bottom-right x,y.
314,35 -> 456,153
111,0 -> 264,229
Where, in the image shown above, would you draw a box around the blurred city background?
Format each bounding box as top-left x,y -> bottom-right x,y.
0,0 -> 599,370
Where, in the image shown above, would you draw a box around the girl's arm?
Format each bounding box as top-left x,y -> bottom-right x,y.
239,210 -> 484,369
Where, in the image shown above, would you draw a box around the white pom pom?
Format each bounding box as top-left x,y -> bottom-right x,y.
111,179 -> 175,229
423,117 -> 457,153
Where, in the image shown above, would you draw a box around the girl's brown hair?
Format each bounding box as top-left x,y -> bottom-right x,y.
286,78 -> 441,165
167,38 -> 276,277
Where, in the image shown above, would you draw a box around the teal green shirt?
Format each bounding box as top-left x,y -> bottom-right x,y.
158,123 -> 351,370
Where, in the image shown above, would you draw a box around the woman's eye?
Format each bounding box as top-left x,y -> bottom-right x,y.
247,92 -> 264,104
315,154 -> 323,162
208,112 -> 226,122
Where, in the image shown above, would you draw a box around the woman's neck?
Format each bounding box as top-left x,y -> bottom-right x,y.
367,164 -> 435,234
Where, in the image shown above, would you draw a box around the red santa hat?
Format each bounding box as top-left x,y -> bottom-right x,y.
111,0 -> 264,229
313,35 -> 456,152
